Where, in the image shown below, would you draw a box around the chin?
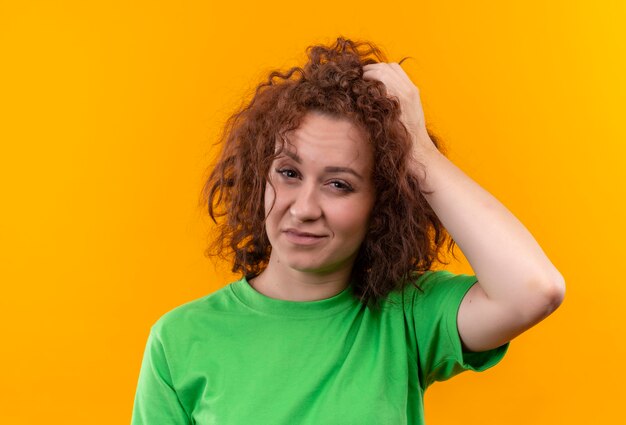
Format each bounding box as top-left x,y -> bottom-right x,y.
285,260 -> 328,274
284,255 -> 350,275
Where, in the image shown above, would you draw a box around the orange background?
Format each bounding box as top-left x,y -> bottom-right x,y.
1,1 -> 624,423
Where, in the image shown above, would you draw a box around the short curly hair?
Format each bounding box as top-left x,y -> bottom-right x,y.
200,36 -> 457,311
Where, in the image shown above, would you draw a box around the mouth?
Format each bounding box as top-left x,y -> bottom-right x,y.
282,229 -> 328,245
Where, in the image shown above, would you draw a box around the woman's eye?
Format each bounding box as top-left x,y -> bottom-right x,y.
330,180 -> 354,192
276,168 -> 298,179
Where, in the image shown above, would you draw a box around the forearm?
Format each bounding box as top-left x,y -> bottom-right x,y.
416,142 -> 565,308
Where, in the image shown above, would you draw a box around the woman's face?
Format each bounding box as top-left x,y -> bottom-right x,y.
264,111 -> 376,276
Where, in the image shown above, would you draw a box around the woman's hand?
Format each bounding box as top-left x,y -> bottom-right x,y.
362,62 -> 437,161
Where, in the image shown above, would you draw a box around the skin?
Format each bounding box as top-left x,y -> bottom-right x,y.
248,111 -> 376,302
362,62 -> 566,352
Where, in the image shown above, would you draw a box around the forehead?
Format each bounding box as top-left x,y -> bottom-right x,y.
279,112 -> 372,168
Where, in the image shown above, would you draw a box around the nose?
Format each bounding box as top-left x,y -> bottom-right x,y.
289,182 -> 322,223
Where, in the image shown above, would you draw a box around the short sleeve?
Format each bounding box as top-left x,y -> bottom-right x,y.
410,270 -> 509,390
131,329 -> 191,425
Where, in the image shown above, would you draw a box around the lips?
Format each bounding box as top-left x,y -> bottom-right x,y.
284,229 -> 326,237
282,228 -> 328,245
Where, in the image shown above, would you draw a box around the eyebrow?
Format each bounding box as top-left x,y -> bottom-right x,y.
282,150 -> 364,180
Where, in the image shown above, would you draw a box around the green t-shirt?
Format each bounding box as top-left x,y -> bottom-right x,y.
131,270 -> 508,424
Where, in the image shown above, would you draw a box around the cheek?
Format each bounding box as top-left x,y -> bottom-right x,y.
330,200 -> 373,238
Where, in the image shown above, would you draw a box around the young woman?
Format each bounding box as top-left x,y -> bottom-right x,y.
131,37 -> 565,425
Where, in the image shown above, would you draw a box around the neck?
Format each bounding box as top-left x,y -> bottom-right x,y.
249,255 -> 352,301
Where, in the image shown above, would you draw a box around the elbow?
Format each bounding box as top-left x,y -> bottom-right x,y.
531,272 -> 566,319
544,274 -> 566,313
547,266 -> 566,304
515,273 -> 566,325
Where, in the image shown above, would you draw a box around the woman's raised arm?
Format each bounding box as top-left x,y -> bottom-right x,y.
363,62 -> 565,352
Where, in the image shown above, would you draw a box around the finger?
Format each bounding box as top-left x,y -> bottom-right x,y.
363,63 -> 395,80
363,62 -> 395,76
363,64 -> 405,97
362,71 -> 397,95
362,67 -> 387,82
376,65 -> 406,92
363,62 -> 386,70
362,66 -> 385,79
389,62 -> 420,92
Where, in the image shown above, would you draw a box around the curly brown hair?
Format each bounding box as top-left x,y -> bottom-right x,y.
199,36 -> 457,311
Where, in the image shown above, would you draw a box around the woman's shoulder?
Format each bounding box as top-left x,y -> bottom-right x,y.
385,269 -> 478,305
150,278 -> 242,337
413,269 -> 477,290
